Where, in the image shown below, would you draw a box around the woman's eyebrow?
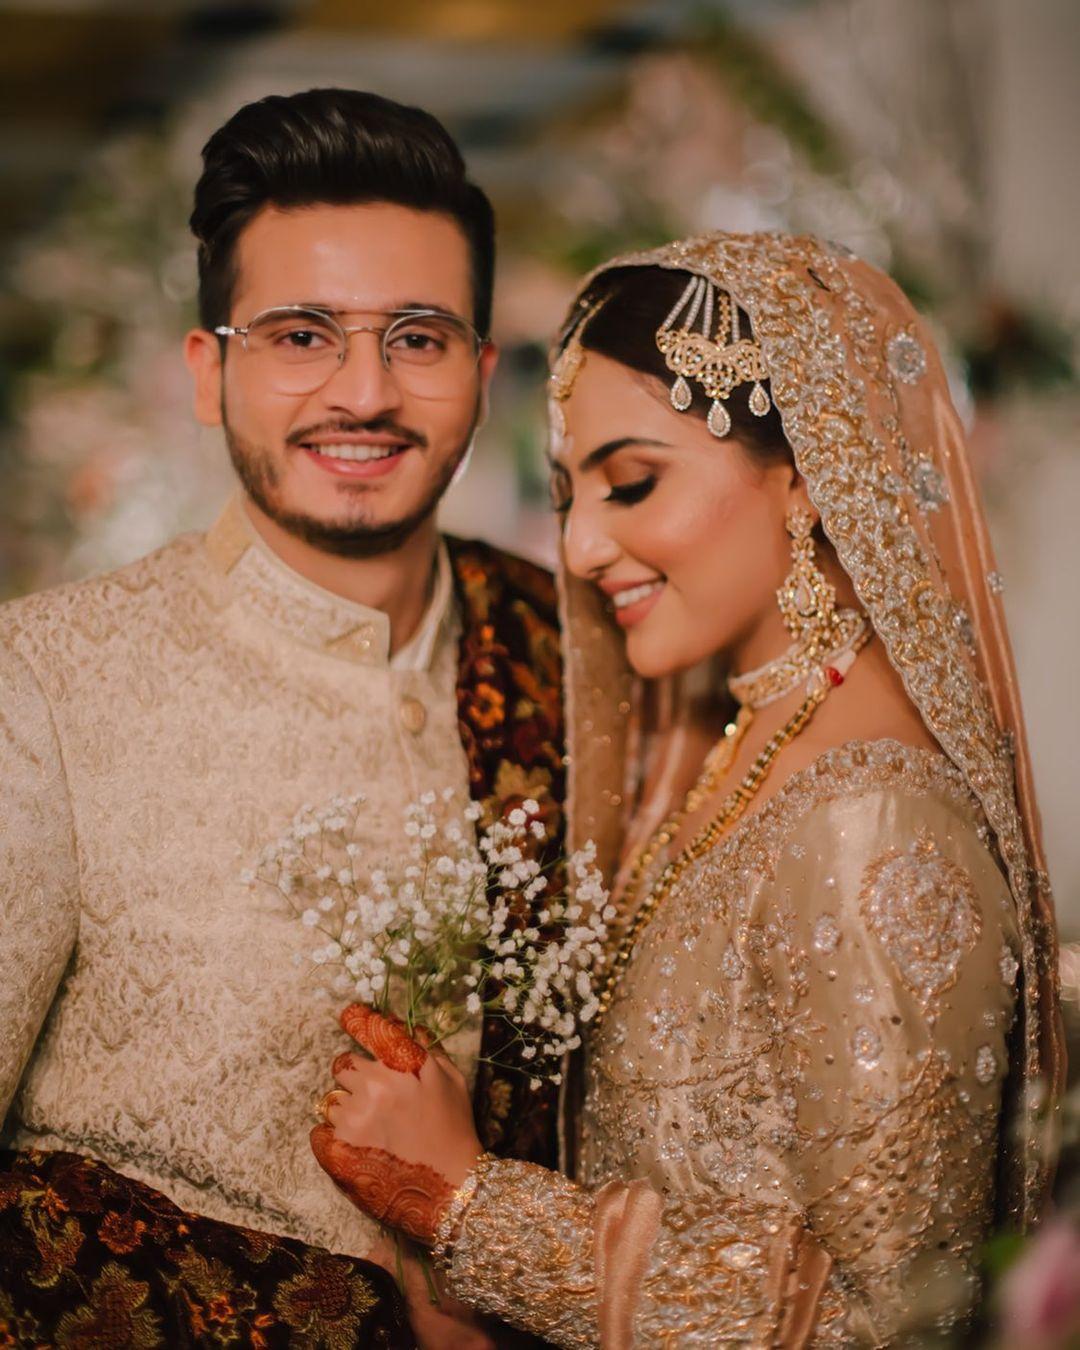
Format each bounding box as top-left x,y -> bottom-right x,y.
578,437 -> 671,473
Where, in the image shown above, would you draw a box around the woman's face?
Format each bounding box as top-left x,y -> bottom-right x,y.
552,350 -> 798,680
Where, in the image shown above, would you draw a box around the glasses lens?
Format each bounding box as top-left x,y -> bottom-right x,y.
383,313 -> 480,397
245,309 -> 345,391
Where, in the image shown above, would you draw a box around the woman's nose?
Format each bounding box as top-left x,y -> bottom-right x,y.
562,502 -> 621,579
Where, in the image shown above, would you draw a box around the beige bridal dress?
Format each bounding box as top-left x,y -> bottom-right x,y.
437,234 -> 1063,1347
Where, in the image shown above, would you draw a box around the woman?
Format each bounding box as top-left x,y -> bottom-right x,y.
309,233 -> 1063,1345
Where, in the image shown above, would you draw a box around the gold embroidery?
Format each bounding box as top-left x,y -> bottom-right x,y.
860,828 -> 982,1012
634,1196 -> 797,1345
447,1158 -> 598,1349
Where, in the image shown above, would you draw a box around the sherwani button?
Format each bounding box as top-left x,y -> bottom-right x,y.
399,697 -> 427,734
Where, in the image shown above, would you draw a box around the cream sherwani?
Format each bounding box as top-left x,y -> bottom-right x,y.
0,497 -> 478,1258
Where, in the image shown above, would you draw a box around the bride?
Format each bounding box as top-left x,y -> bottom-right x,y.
308,233 -> 1063,1346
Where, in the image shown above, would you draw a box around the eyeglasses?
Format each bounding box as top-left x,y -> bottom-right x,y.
214,305 -> 485,399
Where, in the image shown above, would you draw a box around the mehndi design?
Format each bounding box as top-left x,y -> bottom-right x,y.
310,1130 -> 455,1245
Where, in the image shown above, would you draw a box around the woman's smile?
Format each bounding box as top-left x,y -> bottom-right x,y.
601,576 -> 666,626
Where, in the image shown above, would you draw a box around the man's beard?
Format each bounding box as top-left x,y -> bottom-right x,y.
223,413 -> 474,560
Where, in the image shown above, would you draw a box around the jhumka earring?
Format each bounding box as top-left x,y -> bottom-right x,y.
655,274 -> 772,439
777,506 -> 841,648
728,507 -> 869,708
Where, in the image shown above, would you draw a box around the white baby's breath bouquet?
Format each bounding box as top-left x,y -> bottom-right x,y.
246,788 -> 612,1085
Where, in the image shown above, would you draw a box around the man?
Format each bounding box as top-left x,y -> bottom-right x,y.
0,88 -> 562,1347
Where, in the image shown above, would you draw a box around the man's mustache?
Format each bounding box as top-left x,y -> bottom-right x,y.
286,418 -> 428,449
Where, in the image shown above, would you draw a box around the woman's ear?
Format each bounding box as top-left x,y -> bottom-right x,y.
184,329 -> 224,428
783,470 -> 819,527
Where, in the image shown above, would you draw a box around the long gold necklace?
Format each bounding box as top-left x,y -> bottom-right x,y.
594,682 -> 828,1022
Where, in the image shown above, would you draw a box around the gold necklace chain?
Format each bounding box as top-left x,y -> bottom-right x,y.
594,683 -> 828,1022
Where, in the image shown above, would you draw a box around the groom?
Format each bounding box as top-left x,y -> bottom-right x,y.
0,88 -> 562,1346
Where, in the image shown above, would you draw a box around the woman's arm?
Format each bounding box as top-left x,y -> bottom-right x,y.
765,786 -> 1019,1343
313,1012 -> 830,1348
441,1156 -> 830,1349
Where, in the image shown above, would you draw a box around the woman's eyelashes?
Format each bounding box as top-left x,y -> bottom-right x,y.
605,475 -> 656,506
549,471 -> 657,515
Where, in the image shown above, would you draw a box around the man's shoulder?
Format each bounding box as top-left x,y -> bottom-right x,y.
0,531 -> 209,657
445,536 -> 557,620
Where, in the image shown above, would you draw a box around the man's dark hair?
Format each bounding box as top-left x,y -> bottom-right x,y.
190,87 -> 495,335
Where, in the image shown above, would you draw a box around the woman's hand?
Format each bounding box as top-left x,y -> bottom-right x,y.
310,1004 -> 484,1246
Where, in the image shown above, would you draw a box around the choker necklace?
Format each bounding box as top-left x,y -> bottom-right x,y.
727,613 -> 870,711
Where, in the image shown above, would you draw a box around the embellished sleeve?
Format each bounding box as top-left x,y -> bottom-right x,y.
0,640 -> 80,1122
441,1155 -> 830,1349
746,781 -> 1018,1342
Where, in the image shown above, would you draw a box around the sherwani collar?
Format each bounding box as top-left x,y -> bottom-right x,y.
204,495 -> 453,671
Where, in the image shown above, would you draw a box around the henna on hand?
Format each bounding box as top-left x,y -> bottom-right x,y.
331,1051 -> 356,1078
340,1004 -> 428,1078
311,1124 -> 453,1245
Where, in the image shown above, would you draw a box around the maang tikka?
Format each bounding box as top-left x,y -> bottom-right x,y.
655,274 -> 771,438
549,297 -> 606,438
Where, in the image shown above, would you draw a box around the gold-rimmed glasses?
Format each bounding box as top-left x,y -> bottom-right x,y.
214,305 -> 485,399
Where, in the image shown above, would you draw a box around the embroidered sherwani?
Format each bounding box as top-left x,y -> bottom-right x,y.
0,497 -> 560,1263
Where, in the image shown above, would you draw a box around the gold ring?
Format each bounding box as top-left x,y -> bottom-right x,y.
314,1088 -> 348,1124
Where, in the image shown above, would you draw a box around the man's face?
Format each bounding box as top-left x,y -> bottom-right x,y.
186,202 -> 496,556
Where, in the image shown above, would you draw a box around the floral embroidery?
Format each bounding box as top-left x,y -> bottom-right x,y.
720,941 -> 744,979
99,1209 -> 148,1255
884,328 -> 928,383
449,539 -> 566,1170
466,680 -> 505,731
909,454 -> 950,511
897,434 -> 950,512
635,1198 -> 815,1345
272,1248 -> 379,1342
860,827 -> 982,1011
447,1157 -> 599,1349
53,1262 -> 161,1348
0,1149 -> 414,1347
852,1026 -> 883,1069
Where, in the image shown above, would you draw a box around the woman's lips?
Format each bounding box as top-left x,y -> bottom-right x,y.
300,442 -> 411,479
609,579 -> 665,628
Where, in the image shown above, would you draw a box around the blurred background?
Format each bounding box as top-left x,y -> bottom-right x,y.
0,0 -> 1077,945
